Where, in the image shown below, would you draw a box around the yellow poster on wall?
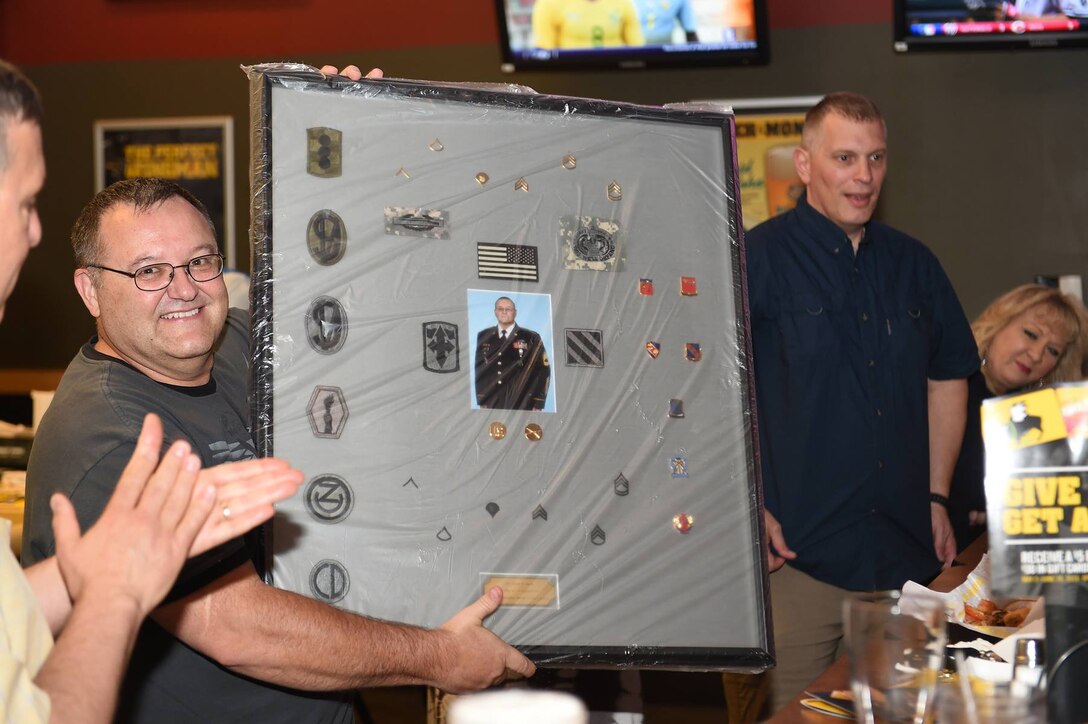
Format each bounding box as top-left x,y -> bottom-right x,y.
734,111 -> 807,230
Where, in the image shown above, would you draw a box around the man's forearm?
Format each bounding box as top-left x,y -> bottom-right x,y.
23,558 -> 72,636
928,377 -> 968,497
154,563 -> 459,691
35,593 -> 143,724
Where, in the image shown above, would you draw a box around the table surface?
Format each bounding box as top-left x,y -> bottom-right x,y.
767,534 -> 990,723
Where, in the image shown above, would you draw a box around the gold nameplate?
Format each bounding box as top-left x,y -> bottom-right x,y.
482,574 -> 558,608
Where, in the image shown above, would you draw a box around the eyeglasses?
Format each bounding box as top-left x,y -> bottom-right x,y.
87,253 -> 225,292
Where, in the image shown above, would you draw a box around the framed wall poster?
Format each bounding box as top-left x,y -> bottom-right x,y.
94,116 -> 236,267
248,65 -> 772,669
700,96 -> 819,230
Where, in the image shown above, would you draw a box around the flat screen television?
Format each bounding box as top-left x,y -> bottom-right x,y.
894,0 -> 1088,52
495,0 -> 768,71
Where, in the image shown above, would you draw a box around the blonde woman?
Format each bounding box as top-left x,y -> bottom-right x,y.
949,284 -> 1088,549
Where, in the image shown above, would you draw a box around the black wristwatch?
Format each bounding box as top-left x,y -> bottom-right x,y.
930,492 -> 950,508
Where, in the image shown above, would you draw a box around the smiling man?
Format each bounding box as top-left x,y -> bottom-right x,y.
23,178 -> 534,722
735,92 -> 979,714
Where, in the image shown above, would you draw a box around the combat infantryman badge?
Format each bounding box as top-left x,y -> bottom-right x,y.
307,127 -> 342,178
422,321 -> 459,373
385,207 -> 450,240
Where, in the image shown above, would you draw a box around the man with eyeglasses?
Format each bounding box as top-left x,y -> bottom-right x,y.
22,176 -> 535,723
2,59 -> 306,723
475,296 -> 550,411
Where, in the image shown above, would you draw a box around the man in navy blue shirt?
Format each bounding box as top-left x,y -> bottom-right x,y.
735,92 -> 979,715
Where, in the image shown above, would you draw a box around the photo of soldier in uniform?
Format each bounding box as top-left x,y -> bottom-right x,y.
469,291 -> 555,412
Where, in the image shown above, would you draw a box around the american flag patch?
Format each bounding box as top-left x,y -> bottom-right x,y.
477,243 -> 539,282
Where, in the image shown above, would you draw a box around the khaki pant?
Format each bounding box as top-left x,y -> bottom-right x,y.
723,565 -> 851,721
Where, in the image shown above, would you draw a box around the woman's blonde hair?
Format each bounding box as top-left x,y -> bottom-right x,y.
973,284 -> 1088,392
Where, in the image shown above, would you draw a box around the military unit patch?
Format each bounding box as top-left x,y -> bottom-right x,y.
306,209 -> 347,266
565,328 -> 604,368
305,296 -> 347,355
422,321 -> 459,373
303,474 -> 355,524
306,385 -> 348,439
685,343 -> 702,363
309,559 -> 349,603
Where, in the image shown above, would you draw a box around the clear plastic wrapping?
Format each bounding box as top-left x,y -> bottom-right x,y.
245,63 -> 770,670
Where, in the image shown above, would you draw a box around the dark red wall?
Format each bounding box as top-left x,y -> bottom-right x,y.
1,0 -> 887,65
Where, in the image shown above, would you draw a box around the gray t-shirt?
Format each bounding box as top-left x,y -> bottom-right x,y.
23,309 -> 352,723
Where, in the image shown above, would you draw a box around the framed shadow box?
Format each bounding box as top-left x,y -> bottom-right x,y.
247,64 -> 772,670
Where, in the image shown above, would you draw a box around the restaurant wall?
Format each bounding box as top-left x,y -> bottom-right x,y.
1,2 -> 1086,369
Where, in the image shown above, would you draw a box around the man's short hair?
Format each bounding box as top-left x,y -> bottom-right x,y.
0,59 -> 45,172
495,296 -> 516,309
72,177 -> 216,269
802,92 -> 885,146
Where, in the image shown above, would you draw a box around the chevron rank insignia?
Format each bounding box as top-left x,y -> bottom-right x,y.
306,127 -> 342,178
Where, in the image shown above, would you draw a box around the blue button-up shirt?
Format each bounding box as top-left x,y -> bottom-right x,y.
746,193 -> 979,591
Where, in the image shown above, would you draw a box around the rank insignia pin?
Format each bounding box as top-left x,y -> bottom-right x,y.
607,180 -> 622,202
514,177 -> 529,193
306,127 -> 342,178
395,167 -> 411,179
639,278 -> 654,296
475,172 -> 489,186
685,343 -> 702,362
532,505 -> 548,521
614,473 -> 630,496
681,276 -> 698,296
486,502 -> 500,518
590,525 -> 606,545
428,138 -> 445,152
562,153 -> 577,170
646,341 -> 661,359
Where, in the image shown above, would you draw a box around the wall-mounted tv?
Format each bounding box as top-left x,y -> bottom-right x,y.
495,0 -> 768,71
894,0 -> 1088,52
